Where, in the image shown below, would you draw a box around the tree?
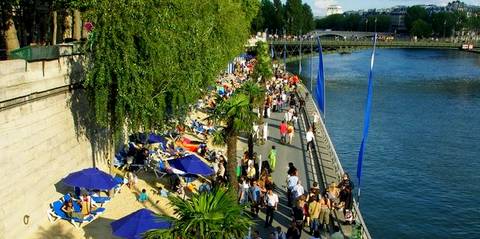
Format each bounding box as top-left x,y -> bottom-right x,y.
252,41 -> 272,123
236,81 -> 265,159
368,15 -> 391,32
210,93 -> 258,186
405,6 -> 429,32
431,12 -> 455,37
144,187 -> 253,239
285,0 -> 304,34
84,0 -> 255,173
302,3 -> 314,33
272,0 -> 284,34
410,19 -> 432,38
0,0 -> 20,51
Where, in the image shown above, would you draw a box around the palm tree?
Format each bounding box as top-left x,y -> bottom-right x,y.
252,41 -> 274,119
237,80 -> 265,159
210,92 -> 258,186
144,187 -> 252,239
1,0 -> 20,51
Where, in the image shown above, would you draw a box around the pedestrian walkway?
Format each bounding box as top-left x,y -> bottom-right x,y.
237,103 -> 326,239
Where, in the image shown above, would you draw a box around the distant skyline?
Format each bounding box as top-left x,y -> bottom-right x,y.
305,0 -> 480,16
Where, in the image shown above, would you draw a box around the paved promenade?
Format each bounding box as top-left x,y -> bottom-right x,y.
237,98 -> 327,238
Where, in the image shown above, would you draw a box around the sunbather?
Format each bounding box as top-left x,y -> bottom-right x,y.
61,200 -> 74,218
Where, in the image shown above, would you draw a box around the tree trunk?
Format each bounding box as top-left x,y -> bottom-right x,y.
63,10 -> 72,41
52,11 -> 57,45
4,16 -> 20,51
73,10 -> 81,41
247,134 -> 254,159
226,131 -> 238,187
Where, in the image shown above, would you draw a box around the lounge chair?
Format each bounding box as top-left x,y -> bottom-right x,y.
90,195 -> 111,206
61,194 -> 106,216
47,200 -> 96,228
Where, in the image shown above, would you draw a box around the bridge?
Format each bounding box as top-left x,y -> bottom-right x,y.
306,30 -> 382,39
264,39 -> 462,60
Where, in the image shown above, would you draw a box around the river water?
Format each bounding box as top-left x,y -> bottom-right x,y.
286,49 -> 480,238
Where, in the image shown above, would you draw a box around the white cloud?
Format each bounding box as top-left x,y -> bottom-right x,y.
312,0 -> 338,16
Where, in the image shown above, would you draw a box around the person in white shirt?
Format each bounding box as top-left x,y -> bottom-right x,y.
264,187 -> 279,228
292,180 -> 305,200
306,127 -> 314,152
286,173 -> 299,206
312,113 -> 320,133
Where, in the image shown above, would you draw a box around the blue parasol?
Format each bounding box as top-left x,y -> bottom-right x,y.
168,154 -> 214,176
111,208 -> 171,239
63,168 -> 117,190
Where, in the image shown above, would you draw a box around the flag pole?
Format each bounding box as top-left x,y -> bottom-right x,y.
356,33 -> 378,206
310,41 -> 313,92
299,33 -> 302,75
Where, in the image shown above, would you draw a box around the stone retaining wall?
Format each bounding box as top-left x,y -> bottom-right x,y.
0,58 -> 106,239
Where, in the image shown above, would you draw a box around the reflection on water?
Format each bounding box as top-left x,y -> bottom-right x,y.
287,49 -> 480,238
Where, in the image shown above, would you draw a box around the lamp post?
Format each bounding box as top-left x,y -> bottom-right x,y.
443,20 -> 446,40
365,18 -> 369,32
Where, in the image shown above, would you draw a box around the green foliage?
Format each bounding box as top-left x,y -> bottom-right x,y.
431,12 -> 456,37
285,0 -> 304,34
237,80 -> 265,108
410,19 -> 432,38
251,0 -> 313,34
84,0 -> 254,140
212,93 -> 258,134
405,6 -> 429,32
144,187 -> 253,239
252,41 -> 273,82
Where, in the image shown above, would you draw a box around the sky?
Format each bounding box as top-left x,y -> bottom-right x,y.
305,0 -> 480,16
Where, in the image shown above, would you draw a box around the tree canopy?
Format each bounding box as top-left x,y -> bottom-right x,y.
251,0 -> 314,34
84,0 -> 258,140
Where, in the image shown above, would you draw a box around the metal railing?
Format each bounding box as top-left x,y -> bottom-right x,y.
7,42 -> 83,61
297,83 -> 372,239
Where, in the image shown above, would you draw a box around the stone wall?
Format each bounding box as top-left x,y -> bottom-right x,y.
0,57 -> 107,239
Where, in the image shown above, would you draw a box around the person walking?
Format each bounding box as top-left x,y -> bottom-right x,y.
287,123 -> 294,144
268,146 -> 277,172
249,180 -> 261,216
286,170 -> 299,207
264,186 -> 279,228
279,120 -> 288,144
306,127 -> 314,152
308,195 -> 321,234
312,113 -> 319,133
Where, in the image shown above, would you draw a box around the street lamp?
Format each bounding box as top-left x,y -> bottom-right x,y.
365,18 -> 369,32
374,17 -> 377,33
443,20 -> 446,39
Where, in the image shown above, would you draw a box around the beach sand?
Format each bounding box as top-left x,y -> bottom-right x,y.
27,169 -> 178,239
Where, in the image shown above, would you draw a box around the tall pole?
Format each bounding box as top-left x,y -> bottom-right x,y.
374,17 -> 377,33
365,19 -> 369,32
299,31 -> 302,75
310,41 -> 313,92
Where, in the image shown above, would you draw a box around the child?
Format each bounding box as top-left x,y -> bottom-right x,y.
138,189 -> 148,203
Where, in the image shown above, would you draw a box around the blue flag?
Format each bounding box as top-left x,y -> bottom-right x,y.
315,37 -> 325,114
356,34 -> 378,193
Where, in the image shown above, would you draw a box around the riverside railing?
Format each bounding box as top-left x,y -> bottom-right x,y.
296,83 -> 372,239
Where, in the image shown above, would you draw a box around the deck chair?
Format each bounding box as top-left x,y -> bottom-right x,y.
153,159 -> 169,178
62,194 -> 106,216
90,194 -> 111,207
47,200 -> 96,228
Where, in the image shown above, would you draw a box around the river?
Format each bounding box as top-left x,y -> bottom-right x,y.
286,48 -> 480,238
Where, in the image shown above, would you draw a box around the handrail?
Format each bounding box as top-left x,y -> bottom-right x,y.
297,83 -> 372,239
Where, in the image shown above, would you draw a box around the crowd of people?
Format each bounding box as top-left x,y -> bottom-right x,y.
236,65 -> 356,239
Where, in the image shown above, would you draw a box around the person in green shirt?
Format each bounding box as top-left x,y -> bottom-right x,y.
268,145 -> 277,172
138,189 -> 148,203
